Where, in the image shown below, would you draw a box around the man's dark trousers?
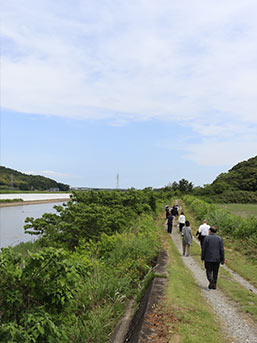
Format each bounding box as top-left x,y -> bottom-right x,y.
204,261 -> 220,287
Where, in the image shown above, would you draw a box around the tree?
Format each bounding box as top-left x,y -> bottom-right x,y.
178,179 -> 193,193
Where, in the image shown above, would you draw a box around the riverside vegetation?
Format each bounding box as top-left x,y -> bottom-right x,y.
0,189 -> 169,342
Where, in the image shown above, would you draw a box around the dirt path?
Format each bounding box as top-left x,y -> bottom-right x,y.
170,224 -> 257,343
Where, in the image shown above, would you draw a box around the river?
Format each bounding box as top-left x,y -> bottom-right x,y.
0,195 -> 70,249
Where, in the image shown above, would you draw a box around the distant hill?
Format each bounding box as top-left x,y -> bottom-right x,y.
212,155 -> 257,192
193,156 -> 257,203
0,166 -> 70,191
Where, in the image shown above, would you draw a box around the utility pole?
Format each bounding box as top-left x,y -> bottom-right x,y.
116,173 -> 119,189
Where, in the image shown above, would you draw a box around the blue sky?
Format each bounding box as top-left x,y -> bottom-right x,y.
1,0 -> 257,189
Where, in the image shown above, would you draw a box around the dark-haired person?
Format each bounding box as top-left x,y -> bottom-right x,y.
165,205 -> 170,219
181,220 -> 193,256
166,212 -> 174,234
178,212 -> 186,233
201,226 -> 225,289
170,204 -> 178,216
196,219 -> 210,247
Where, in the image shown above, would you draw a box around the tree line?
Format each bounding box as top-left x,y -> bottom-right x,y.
0,166 -> 70,191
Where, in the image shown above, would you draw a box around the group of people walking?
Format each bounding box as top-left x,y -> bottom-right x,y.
165,204 -> 193,256
164,204 -> 225,289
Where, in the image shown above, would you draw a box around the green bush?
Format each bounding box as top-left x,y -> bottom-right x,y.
183,195 -> 257,257
1,189 -> 162,342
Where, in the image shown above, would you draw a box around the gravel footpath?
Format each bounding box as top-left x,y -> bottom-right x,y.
170,224 -> 257,343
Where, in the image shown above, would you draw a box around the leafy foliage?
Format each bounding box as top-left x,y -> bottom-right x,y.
24,189 -> 157,249
0,189 -> 161,342
0,247 -> 86,342
203,190 -> 257,203
183,195 -> 257,258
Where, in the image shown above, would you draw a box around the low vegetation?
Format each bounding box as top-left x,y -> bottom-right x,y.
216,203 -> 257,218
0,189 -> 163,342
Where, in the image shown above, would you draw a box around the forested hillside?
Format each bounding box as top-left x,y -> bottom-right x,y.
212,155 -> 257,192
193,155 -> 257,203
0,166 -> 70,191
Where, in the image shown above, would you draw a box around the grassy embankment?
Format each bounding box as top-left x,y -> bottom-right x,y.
181,200 -> 257,322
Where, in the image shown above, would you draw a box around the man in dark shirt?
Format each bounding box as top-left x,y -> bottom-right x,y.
165,206 -> 170,219
201,226 -> 225,289
166,213 -> 174,234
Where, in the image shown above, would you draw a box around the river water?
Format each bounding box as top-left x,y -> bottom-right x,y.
0,200 -> 67,249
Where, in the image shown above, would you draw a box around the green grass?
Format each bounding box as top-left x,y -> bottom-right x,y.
162,230 -> 227,343
218,268 -> 257,320
216,203 -> 257,218
222,238 -> 257,287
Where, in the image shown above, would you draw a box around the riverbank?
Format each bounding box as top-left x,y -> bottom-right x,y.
0,198 -> 70,208
0,193 -> 72,207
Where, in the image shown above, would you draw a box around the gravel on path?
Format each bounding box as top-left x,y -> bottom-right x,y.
191,235 -> 257,295
169,224 -> 257,343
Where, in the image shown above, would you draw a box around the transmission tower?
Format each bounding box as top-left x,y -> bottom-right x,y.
116,173 -> 120,189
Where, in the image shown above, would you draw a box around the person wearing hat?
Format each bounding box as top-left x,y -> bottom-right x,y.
201,226 -> 225,289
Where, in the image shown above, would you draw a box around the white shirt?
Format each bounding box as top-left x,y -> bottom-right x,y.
198,223 -> 210,236
178,214 -> 186,224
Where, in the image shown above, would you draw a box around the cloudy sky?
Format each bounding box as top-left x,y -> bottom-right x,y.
1,0 -> 257,188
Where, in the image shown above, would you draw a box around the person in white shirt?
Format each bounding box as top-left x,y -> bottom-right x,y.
196,220 -> 210,247
178,212 -> 186,233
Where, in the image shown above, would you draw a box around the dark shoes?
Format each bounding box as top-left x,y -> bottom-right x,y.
208,281 -> 216,289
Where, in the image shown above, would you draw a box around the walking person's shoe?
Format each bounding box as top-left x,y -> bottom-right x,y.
208,281 -> 216,289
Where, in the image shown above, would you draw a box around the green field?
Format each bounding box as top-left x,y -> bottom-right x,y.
216,203 -> 257,218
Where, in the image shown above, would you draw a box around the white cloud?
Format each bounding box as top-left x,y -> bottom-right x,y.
2,0 -> 257,168
184,139 -> 257,167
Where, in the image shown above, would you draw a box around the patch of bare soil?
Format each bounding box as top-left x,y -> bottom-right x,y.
140,297 -> 180,343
